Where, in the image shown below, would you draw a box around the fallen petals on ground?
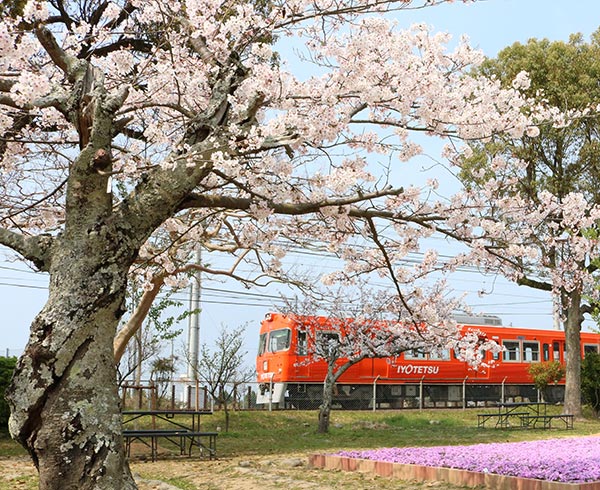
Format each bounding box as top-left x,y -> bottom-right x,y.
336,436 -> 600,483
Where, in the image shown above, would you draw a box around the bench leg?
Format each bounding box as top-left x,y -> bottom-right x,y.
188,435 -> 217,460
124,437 -> 131,458
151,436 -> 157,462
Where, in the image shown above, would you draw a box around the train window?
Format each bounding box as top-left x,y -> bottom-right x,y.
316,332 -> 340,355
405,349 -> 426,360
297,330 -> 308,356
502,341 -> 520,362
584,344 -> 599,356
258,333 -> 267,356
553,341 -> 560,361
269,328 -> 291,352
429,349 -> 451,361
479,348 -> 487,362
522,341 -> 539,362
543,343 -> 550,362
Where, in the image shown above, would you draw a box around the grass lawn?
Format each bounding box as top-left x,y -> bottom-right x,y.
197,406 -> 600,457
2,407 -> 600,490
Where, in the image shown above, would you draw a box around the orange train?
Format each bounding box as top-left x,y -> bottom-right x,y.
255,312 -> 600,409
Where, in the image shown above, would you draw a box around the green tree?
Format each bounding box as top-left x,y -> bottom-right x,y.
459,31 -> 600,416
0,357 -> 17,432
0,0 -> 26,18
149,356 -> 178,407
581,351 -> 600,416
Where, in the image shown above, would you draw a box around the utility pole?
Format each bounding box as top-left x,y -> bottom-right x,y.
553,294 -> 562,330
187,248 -> 202,380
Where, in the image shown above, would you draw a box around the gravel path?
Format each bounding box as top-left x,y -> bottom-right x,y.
1,454 -> 476,490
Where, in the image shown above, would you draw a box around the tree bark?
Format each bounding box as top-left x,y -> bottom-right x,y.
563,289 -> 583,417
318,363 -> 336,434
6,234 -> 138,490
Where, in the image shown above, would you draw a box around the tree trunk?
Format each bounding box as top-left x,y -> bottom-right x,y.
224,404 -> 230,432
6,240 -> 137,490
563,290 -> 583,417
2,48 -> 216,487
318,364 -> 335,434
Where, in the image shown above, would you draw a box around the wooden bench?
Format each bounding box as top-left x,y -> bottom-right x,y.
521,414 -> 574,430
477,412 -> 528,428
123,429 -> 218,461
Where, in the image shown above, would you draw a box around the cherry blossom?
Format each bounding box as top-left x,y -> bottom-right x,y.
0,1 -> 555,488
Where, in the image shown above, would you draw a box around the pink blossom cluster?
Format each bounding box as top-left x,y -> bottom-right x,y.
0,0 -> 585,312
337,436 -> 600,483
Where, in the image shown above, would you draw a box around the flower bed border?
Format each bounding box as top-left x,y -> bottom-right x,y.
308,454 -> 600,490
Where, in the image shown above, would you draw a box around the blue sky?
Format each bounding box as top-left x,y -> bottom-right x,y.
2,0 -> 600,364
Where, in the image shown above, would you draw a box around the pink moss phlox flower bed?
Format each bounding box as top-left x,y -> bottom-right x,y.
336,436 -> 600,483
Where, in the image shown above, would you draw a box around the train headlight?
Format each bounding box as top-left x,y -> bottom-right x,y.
263,360 -> 268,371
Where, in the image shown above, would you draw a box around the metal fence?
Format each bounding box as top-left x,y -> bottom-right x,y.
119,379 -> 262,411
119,379 -> 554,412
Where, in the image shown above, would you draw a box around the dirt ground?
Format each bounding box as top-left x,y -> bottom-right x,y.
0,454 -> 473,490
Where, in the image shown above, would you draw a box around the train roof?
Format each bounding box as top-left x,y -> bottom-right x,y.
451,313 -> 503,326
264,312 -> 506,327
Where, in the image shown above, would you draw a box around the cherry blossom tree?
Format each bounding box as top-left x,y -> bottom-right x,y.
284,286 -> 499,433
457,32 -> 600,416
0,0 -> 538,488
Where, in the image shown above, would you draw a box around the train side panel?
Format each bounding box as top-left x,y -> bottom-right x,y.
255,312 -> 600,408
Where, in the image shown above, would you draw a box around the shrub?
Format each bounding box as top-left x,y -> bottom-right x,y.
0,356 -> 17,431
528,361 -> 565,392
581,351 -> 600,416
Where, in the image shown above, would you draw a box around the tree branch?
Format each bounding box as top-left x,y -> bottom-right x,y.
0,229 -> 53,271
365,216 -> 414,318
35,25 -> 81,80
581,303 -> 595,316
2,177 -> 68,223
114,274 -> 165,363
86,38 -> 153,58
0,78 -> 16,93
179,186 -> 412,217
516,275 -> 552,291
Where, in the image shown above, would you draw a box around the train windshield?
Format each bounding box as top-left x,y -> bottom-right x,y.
258,333 -> 267,356
268,328 -> 291,352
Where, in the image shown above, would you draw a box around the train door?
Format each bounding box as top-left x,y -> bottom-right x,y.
294,328 -> 309,378
467,346 -> 491,379
551,341 -> 564,362
542,342 -> 550,362
304,331 -> 339,380
522,340 -> 540,362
